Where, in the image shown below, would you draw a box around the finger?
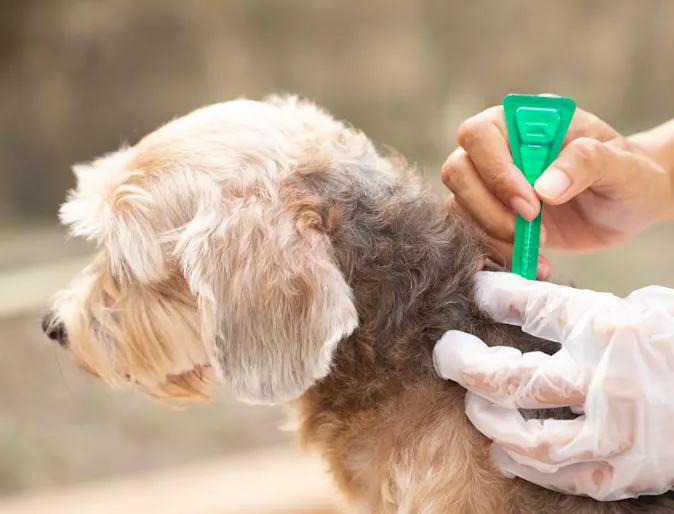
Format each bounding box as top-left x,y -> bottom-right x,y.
616,466 -> 674,500
495,448 -> 674,502
466,376 -> 639,468
482,236 -> 510,269
465,393 -> 629,469
434,332 -> 588,409
465,393 -> 589,469
534,137 -> 606,204
625,286 -> 674,317
534,136 -> 647,206
537,258 -> 552,281
454,104 -> 619,216
456,107 -> 541,221
446,188 -> 515,245
517,349 -> 589,408
490,447 -> 631,502
563,108 -> 621,146
442,149 -> 517,241
473,271 -> 621,343
448,201 -> 551,280
531,105 -> 620,205
434,331 -> 547,408
484,236 -> 552,280
490,394 -> 663,503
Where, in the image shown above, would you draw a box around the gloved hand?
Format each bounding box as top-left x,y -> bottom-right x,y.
433,271 -> 674,502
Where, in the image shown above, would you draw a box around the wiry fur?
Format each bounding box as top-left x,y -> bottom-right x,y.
46,96 -> 674,513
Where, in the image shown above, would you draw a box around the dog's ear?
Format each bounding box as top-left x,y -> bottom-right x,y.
176,192 -> 359,405
59,147 -> 211,283
59,147 -> 170,282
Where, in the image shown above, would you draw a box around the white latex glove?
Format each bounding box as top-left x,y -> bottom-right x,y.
433,271 -> 674,502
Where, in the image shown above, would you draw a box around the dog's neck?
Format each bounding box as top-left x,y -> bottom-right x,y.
313,175 -> 488,410
330,178 -> 484,337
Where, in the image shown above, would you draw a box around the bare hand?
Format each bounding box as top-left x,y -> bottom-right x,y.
442,104 -> 674,278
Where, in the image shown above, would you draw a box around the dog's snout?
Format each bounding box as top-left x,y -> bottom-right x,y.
41,312 -> 67,346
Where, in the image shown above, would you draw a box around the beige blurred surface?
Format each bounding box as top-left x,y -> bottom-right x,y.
3,0 -> 674,224
1,0 -> 673,507
0,445 -> 340,514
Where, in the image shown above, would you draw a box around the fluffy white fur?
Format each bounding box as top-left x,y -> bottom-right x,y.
51,96 -> 364,404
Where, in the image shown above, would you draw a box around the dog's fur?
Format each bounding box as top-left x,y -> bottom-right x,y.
44,96 -> 674,513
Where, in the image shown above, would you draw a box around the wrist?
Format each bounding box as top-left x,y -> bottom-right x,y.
627,120 -> 674,222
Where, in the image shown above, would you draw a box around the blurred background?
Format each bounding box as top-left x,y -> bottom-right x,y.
1,0 -> 673,510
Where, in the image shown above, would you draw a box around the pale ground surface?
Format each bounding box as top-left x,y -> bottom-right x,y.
0,445 -> 340,514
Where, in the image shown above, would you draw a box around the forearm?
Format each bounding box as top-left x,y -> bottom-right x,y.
628,119 -> 674,221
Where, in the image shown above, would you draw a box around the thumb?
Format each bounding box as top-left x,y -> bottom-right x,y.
533,137 -> 632,205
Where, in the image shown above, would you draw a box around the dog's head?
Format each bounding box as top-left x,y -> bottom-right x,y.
42,96 -> 411,405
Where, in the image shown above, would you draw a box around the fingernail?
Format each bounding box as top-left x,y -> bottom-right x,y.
537,260 -> 550,280
535,169 -> 571,200
510,196 -> 537,220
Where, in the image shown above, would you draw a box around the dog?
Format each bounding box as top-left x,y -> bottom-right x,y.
42,96 -> 674,513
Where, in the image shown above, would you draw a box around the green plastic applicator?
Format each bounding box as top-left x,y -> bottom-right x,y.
503,94 -> 576,280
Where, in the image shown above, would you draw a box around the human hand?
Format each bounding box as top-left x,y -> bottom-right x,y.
442,102 -> 674,279
433,271 -> 674,501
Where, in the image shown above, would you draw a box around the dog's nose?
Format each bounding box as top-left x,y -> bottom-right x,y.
41,312 -> 67,345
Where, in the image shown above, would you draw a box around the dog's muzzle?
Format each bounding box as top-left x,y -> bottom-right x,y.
42,311 -> 68,346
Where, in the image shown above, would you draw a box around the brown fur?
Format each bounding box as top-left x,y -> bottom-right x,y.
46,96 -> 674,513
283,155 -> 674,513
